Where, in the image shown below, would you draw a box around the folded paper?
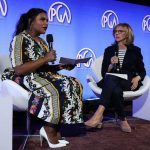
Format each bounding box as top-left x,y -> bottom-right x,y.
106,73 -> 128,80
59,57 -> 91,65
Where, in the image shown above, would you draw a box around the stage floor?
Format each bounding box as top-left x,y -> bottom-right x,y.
13,100 -> 150,150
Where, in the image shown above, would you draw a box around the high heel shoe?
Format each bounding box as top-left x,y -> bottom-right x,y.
58,139 -> 69,144
84,122 -> 103,129
57,132 -> 69,144
84,116 -> 103,129
39,127 -> 66,148
116,119 -> 131,133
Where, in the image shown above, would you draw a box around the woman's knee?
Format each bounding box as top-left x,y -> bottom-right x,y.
104,75 -> 118,84
112,87 -> 123,97
103,75 -> 119,89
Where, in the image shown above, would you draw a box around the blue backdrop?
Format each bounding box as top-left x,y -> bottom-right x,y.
0,0 -> 150,99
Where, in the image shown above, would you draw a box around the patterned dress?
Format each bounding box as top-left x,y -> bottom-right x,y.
2,31 -> 83,124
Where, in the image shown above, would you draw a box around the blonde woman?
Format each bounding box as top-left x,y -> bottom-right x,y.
85,23 -> 146,133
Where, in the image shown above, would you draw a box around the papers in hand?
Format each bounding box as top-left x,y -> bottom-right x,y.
106,73 -> 128,80
59,57 -> 91,65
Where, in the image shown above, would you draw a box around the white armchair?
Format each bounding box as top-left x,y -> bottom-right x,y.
86,56 -> 150,101
0,55 -> 30,139
0,55 -> 29,111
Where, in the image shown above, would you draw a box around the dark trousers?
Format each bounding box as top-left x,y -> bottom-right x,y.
99,75 -> 131,121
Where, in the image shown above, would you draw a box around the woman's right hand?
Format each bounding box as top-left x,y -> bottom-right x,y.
110,56 -> 118,65
44,50 -> 57,63
14,50 -> 57,75
107,56 -> 119,72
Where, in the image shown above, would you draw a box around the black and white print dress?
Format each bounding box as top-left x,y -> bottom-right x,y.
2,31 -> 83,124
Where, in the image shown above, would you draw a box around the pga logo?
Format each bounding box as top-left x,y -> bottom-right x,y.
0,0 -> 7,17
76,48 -> 96,68
48,2 -> 71,24
101,10 -> 119,29
142,15 -> 150,32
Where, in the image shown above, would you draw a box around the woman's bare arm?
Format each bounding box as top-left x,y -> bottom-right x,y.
14,50 -> 56,75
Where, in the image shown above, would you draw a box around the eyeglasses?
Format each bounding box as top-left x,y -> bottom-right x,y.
114,30 -> 125,34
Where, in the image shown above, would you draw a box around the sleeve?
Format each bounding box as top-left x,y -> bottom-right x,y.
135,48 -> 146,81
10,34 -> 24,67
101,48 -> 112,78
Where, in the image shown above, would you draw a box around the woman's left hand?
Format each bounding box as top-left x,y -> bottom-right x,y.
59,64 -> 76,70
65,64 -> 76,70
131,76 -> 141,90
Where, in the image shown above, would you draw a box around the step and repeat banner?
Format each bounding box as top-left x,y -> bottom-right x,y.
0,0 -> 150,99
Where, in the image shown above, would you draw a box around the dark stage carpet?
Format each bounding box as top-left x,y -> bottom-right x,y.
18,118 -> 150,150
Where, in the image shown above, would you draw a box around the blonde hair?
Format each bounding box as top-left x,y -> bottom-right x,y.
113,23 -> 134,45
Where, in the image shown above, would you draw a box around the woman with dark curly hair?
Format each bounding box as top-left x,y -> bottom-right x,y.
2,8 -> 83,148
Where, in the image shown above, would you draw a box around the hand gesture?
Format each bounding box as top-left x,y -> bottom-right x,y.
59,64 -> 76,70
65,64 -> 76,70
111,56 -> 119,65
44,50 -> 56,62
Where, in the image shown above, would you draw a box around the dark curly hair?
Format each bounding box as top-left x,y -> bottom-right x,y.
14,8 -> 47,36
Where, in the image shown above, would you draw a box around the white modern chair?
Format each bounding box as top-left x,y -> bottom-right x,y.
0,54 -> 30,147
86,56 -> 150,101
0,55 -> 29,111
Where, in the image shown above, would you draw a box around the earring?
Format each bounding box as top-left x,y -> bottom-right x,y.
29,25 -> 33,33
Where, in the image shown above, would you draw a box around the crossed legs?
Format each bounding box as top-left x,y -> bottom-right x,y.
85,75 -> 131,132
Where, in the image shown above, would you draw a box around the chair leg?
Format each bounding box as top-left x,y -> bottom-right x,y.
26,111 -> 30,135
115,113 -> 118,121
21,111 -> 30,150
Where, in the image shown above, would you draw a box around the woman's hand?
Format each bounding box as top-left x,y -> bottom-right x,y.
59,64 -> 76,70
131,76 -> 141,90
111,56 -> 119,65
14,50 -> 57,75
65,64 -> 76,70
107,56 -> 118,72
44,50 -> 57,63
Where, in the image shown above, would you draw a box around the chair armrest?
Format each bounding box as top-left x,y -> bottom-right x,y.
86,74 -> 96,83
86,74 -> 102,96
123,75 -> 150,99
1,80 -> 29,111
